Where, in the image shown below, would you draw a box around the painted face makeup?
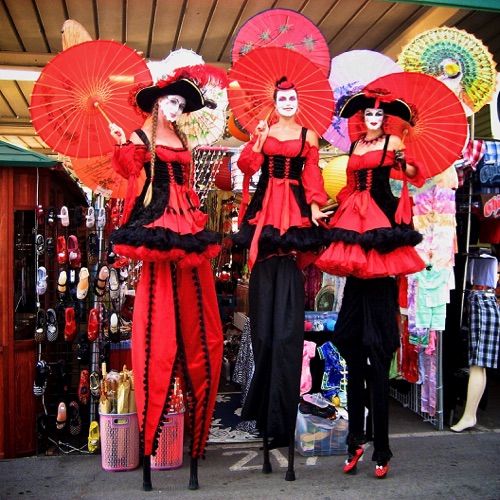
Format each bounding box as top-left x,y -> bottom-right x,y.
364,108 -> 384,131
159,94 -> 187,122
275,89 -> 298,117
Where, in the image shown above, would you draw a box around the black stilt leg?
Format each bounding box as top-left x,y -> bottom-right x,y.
143,455 -> 153,491
262,429 -> 272,474
285,434 -> 296,481
188,457 -> 199,490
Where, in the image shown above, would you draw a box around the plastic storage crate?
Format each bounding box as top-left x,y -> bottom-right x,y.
100,412 -> 139,471
151,412 -> 184,470
295,410 -> 348,456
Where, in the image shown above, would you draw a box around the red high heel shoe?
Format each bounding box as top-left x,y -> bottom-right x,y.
375,461 -> 389,479
344,446 -> 364,473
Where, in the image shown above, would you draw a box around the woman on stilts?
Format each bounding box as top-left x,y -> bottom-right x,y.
232,77 -> 331,480
315,89 -> 427,478
109,65 -> 225,491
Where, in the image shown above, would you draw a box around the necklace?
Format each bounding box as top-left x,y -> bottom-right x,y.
358,134 -> 386,146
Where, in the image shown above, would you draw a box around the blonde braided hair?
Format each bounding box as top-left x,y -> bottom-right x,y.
143,104 -> 191,206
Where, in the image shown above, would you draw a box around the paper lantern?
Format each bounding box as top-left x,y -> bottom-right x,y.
227,113 -> 250,142
322,155 -> 348,200
214,156 -> 232,191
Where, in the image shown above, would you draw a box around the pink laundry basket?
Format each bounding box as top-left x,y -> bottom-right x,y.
100,412 -> 139,471
151,412 -> 185,470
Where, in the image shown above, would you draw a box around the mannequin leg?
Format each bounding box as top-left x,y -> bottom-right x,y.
451,365 -> 486,432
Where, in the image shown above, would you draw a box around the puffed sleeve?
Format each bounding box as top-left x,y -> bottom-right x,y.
111,142 -> 146,224
301,144 -> 328,206
111,141 -> 145,179
237,137 -> 264,175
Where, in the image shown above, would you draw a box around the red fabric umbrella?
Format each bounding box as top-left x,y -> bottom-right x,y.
231,8 -> 330,78
347,72 -> 468,179
228,46 -> 334,137
30,40 -> 152,158
71,154 -> 146,199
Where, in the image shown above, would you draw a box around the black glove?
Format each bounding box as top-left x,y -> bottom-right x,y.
394,150 -> 406,172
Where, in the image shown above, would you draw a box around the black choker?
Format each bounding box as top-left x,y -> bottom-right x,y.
359,134 -> 385,146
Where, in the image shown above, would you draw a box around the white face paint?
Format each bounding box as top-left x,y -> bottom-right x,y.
159,94 -> 186,122
364,108 -> 384,131
275,89 -> 298,117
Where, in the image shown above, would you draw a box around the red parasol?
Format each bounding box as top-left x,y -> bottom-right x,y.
231,8 -> 330,78
70,154 -> 146,199
30,40 -> 152,158
228,46 -> 334,137
347,72 -> 468,179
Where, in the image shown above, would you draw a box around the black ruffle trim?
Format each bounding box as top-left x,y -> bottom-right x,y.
110,226 -> 220,254
325,226 -> 422,254
231,223 -> 328,254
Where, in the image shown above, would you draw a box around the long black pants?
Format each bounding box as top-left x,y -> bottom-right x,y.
242,255 -> 304,440
333,276 -> 400,463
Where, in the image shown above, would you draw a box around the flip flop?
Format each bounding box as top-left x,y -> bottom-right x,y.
89,371 -> 100,398
36,204 -> 45,226
108,312 -> 120,343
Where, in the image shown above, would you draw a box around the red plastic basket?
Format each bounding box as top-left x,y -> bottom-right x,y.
100,412 -> 139,471
151,412 -> 184,470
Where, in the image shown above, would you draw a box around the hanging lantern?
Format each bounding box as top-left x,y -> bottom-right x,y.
322,155 -> 348,200
227,112 -> 250,142
214,156 -> 232,191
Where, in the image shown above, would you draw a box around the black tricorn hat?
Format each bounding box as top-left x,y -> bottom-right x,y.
339,91 -> 412,122
136,78 -> 205,114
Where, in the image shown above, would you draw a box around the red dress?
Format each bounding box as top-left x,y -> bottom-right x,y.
111,130 -> 223,460
316,137 -> 426,279
232,128 -> 328,269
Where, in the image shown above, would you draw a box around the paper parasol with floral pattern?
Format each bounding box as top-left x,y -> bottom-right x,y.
231,8 -> 330,78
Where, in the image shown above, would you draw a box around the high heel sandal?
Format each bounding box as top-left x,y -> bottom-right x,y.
344,446 -> 364,473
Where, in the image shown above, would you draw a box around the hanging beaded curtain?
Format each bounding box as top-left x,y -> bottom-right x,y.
192,147 -> 226,208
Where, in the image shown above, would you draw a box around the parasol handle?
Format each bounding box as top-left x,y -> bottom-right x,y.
399,128 -> 408,149
94,101 -> 112,123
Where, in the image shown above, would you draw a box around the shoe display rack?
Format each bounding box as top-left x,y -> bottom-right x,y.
33,198 -> 139,455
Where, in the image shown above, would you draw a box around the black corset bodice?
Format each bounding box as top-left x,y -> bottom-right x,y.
259,154 -> 305,182
144,159 -> 186,187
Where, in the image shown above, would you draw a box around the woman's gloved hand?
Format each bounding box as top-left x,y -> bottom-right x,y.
394,149 -> 406,172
